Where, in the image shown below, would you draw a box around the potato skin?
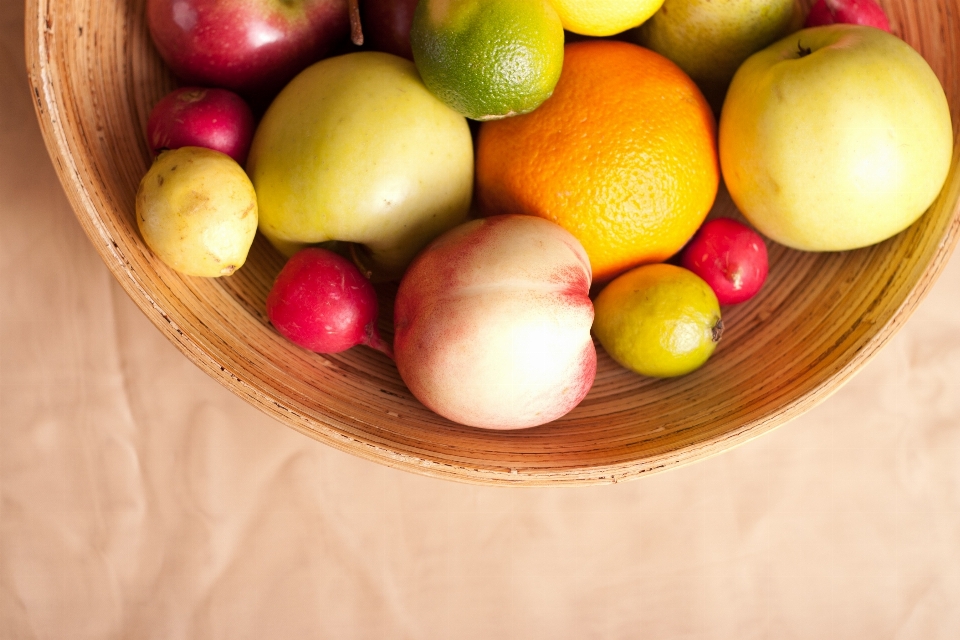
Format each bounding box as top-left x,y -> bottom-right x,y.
136,146 -> 257,277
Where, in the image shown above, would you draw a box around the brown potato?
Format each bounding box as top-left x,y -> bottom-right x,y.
136,147 -> 257,277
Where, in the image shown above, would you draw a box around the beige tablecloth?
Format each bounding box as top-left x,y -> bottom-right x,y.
3,3 -> 959,638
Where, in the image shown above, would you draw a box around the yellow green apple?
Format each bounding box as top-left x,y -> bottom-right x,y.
247,51 -> 474,280
719,25 -> 953,252
632,0 -> 803,109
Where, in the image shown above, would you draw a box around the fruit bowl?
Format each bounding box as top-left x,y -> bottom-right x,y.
26,0 -> 960,484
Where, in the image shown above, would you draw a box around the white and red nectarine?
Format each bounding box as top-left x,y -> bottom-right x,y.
394,215 -> 596,430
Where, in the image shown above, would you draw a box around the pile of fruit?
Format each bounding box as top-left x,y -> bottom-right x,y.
137,0 -> 953,430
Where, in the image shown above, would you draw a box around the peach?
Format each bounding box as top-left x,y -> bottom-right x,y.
394,215 -> 596,430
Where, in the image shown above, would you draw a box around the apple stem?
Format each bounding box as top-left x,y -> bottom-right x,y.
348,243 -> 374,280
349,0 -> 364,46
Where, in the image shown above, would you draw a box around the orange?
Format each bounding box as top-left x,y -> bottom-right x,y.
476,40 -> 719,283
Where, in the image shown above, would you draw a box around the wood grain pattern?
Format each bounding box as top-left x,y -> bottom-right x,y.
24,0 -> 960,485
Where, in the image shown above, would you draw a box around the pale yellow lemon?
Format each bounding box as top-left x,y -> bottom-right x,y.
551,0 -> 665,36
593,264 -> 722,378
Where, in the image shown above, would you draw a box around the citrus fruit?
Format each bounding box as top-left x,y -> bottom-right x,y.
410,0 -> 564,120
476,40 -> 719,283
593,264 -> 723,378
550,0 -> 666,36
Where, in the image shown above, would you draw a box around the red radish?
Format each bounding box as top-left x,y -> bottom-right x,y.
147,88 -> 255,165
805,0 -> 891,32
267,247 -> 392,357
680,218 -> 768,305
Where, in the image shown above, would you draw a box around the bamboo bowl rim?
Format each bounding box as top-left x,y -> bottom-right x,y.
25,0 -> 960,485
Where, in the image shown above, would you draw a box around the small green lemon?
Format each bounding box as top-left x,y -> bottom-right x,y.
410,0 -> 564,121
593,263 -> 723,378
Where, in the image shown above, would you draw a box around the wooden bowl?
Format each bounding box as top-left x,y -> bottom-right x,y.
26,0 -> 960,484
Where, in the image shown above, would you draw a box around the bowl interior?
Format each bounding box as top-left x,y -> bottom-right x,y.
26,0 -> 960,484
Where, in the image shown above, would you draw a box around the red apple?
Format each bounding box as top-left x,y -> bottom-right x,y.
359,0 -> 418,60
146,0 -> 351,98
805,0 -> 891,31
147,87 -> 255,165
394,215 -> 596,430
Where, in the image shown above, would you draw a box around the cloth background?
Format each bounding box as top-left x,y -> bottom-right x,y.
2,2 -> 959,637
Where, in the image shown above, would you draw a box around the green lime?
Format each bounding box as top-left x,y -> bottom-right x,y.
410,0 -> 564,121
593,263 -> 723,378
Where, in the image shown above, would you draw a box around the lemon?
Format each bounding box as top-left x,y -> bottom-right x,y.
593,264 -> 723,378
551,0 -> 666,36
410,0 -> 564,120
